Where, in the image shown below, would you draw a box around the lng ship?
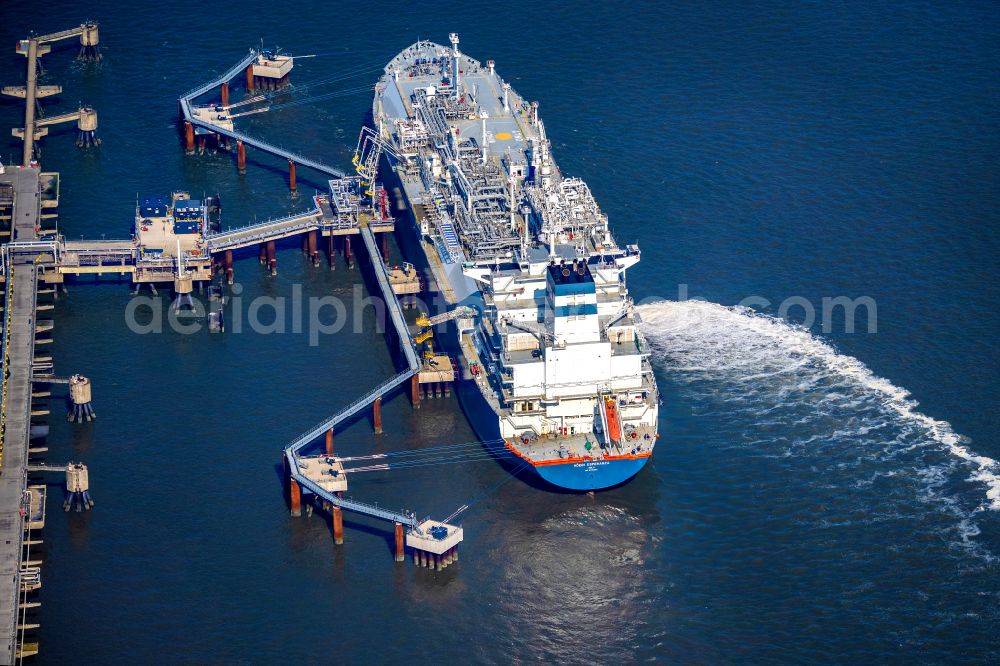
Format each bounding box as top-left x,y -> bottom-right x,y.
371,35 -> 659,490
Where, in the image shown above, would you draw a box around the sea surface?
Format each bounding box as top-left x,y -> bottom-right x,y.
1,1 -> 998,663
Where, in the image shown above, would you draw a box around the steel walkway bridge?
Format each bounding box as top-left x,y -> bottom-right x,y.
178,50 -> 346,179
283,225 -> 421,527
203,207 -> 324,253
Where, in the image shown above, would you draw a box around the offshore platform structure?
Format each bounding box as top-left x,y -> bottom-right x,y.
3,23 -> 102,165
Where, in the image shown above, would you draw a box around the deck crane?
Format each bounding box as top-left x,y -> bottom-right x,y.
353,125 -> 401,197
412,306 -> 476,359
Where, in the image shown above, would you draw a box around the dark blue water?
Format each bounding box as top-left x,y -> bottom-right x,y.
2,1 -> 998,662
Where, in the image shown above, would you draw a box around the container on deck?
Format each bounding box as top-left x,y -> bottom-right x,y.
140,195 -> 167,218
173,200 -> 203,221
173,222 -> 200,234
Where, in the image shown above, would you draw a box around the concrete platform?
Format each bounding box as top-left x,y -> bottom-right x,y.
190,104 -> 234,134
388,265 -> 421,295
296,455 -> 348,494
419,354 -> 455,383
136,217 -> 203,256
406,520 -> 463,555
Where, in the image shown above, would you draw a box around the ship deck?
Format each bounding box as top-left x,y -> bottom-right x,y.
380,44 -> 536,158
506,425 -> 658,465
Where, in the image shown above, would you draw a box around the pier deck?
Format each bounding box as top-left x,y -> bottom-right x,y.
0,166 -> 44,665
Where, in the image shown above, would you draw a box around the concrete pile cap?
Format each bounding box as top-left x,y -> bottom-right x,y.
66,462 -> 89,492
405,520 -> 463,554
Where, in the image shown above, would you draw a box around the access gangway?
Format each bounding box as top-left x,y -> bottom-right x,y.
178,50 -> 346,179
203,207 -> 324,253
282,225 -> 422,527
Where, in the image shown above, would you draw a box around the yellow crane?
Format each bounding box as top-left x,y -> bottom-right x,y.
411,306 -> 476,359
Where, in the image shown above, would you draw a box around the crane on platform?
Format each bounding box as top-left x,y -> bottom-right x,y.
411,306 -> 476,358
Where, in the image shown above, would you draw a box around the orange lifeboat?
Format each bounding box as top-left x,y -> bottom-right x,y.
604,398 -> 621,444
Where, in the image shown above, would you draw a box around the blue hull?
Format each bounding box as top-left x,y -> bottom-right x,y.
455,376 -> 650,491
533,457 -> 651,491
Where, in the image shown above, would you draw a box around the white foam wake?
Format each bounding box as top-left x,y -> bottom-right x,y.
637,299 -> 1000,512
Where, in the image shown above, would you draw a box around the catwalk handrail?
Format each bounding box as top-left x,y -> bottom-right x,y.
285,369 -> 415,463
180,97 -> 345,178
293,474 -> 419,527
182,49 -> 427,526
360,225 -> 420,371
283,225 -> 421,471
204,208 -> 323,251
180,50 -> 257,101
178,56 -> 346,179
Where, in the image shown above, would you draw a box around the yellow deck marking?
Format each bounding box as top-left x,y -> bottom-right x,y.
494,132 -> 513,140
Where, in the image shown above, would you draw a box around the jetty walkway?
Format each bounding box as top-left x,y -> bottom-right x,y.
0,166 -> 45,663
